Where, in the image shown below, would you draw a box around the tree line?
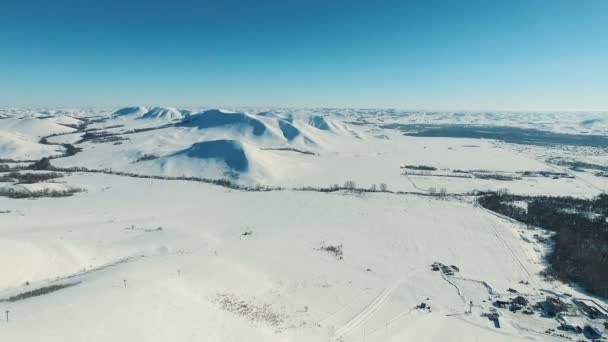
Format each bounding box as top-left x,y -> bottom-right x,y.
479,192 -> 608,298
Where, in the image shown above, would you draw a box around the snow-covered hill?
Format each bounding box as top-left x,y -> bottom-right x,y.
0,131 -> 64,160
0,116 -> 76,138
1,107 -> 607,342
139,107 -> 185,121
112,106 -> 149,118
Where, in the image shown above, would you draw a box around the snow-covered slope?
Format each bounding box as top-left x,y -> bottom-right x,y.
1,172 -> 604,342
178,109 -> 269,136
308,115 -> 333,130
172,140 -> 248,170
0,131 -> 64,160
1,107 -> 608,342
139,107 -> 184,121
0,117 -> 75,138
112,106 -> 149,118
0,116 -> 74,160
34,107 -> 604,195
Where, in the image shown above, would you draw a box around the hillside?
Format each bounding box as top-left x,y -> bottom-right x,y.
1,108 -> 607,342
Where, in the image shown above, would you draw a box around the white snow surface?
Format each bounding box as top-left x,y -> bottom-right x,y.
1,107 -> 607,342
0,131 -> 64,160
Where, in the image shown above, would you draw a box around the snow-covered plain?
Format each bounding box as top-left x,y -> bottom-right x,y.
1,107 -> 607,341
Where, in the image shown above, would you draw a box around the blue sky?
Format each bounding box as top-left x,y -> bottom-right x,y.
0,0 -> 607,110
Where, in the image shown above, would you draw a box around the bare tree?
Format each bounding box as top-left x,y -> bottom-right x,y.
379,183 -> 388,192
344,180 -> 356,189
496,188 -> 509,196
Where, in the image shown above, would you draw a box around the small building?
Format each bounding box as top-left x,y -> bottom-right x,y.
583,325 -> 602,340
572,299 -> 608,320
539,297 -> 567,317
482,311 -> 501,329
512,296 -> 528,306
493,300 -> 510,309
558,323 -> 581,333
556,316 -> 581,334
509,303 -> 522,312
487,312 -> 500,328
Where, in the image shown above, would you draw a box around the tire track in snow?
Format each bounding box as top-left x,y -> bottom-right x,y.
350,307 -> 416,342
331,275 -> 407,341
542,157 -> 605,193
475,205 -> 531,279
318,288 -> 371,326
439,269 -> 466,304
403,173 -> 429,193
451,276 -> 496,296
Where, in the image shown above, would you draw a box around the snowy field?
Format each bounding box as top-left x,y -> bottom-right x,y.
1,107 -> 607,341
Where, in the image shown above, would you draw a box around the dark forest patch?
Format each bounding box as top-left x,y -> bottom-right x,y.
478,192 -> 608,298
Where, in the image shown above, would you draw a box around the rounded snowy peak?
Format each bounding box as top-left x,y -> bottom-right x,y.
139,107 -> 184,120
172,139 -> 248,172
308,115 -> 332,130
580,118 -> 606,128
177,109 -> 267,136
256,111 -> 294,123
112,106 -> 149,117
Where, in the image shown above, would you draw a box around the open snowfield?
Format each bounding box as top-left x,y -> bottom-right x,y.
1,108 -> 607,341
0,173 -> 575,341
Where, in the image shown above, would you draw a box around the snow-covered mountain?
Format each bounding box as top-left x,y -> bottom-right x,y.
178,109 -> 270,136
0,131 -> 65,160
1,107 -> 608,342
111,106 -> 149,118
139,107 -> 185,121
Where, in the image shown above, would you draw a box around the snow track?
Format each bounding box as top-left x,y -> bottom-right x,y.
439,269 -> 466,304
331,275 -> 408,340
452,276 -> 496,296
318,288 -> 371,327
475,206 -> 531,279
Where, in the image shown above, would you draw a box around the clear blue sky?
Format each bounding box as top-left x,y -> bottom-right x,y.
1,0 -> 607,110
